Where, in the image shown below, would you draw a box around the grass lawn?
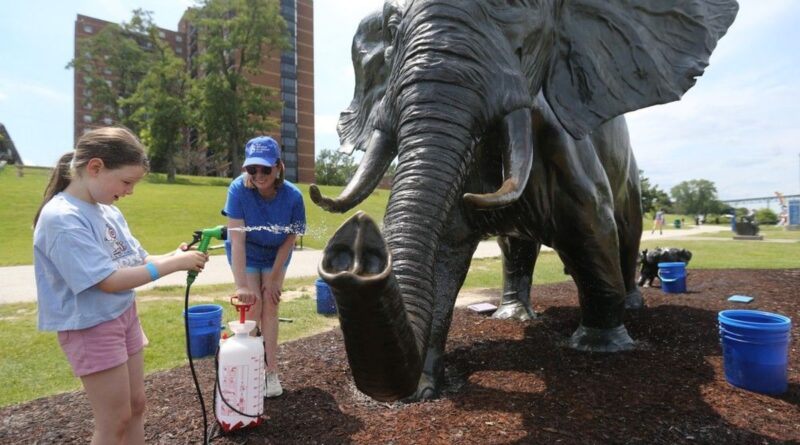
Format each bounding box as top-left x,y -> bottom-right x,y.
0,277 -> 339,407
0,166 -> 388,266
684,224 -> 800,241
2,166 -> 799,407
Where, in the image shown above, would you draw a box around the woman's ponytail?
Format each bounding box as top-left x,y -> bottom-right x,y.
33,152 -> 74,226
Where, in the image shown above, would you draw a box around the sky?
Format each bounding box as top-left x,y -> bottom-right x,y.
1,0 -> 799,202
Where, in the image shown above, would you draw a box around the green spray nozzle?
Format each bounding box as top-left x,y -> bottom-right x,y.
186,225 -> 227,286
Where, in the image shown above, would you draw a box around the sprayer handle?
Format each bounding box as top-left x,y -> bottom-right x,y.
230,295 -> 254,324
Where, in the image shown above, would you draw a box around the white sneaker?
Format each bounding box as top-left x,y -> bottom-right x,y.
266,372 -> 283,398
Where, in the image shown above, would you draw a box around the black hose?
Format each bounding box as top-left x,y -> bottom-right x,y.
184,283 -> 210,445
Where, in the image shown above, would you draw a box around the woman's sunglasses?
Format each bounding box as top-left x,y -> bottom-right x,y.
245,165 -> 273,176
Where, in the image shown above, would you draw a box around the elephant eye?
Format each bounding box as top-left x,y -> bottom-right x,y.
384,13 -> 400,42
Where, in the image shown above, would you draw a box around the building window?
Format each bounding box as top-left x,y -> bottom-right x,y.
176,47 -> 183,54
83,102 -> 93,110
281,62 -> 296,77
281,78 -> 296,93
176,35 -> 183,43
83,115 -> 93,123
83,24 -> 94,33
103,117 -> 113,125
103,67 -> 112,75
158,30 -> 166,39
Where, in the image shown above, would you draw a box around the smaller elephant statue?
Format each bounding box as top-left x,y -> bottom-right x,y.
638,247 -> 693,287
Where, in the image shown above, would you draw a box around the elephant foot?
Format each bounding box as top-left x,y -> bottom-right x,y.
625,288 -> 645,310
403,372 -> 440,402
492,300 -> 536,321
569,324 -> 636,352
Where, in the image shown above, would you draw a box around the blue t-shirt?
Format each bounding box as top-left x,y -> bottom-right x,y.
34,192 -> 148,331
222,176 -> 306,269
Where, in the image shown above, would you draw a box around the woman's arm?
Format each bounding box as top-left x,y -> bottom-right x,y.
263,234 -> 296,304
229,218 -> 257,303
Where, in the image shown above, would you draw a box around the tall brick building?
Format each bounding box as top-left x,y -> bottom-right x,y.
73,0 -> 314,183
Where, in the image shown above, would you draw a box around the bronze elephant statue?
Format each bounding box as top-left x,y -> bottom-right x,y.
311,0 -> 738,401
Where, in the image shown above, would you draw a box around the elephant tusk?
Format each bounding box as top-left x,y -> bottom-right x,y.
463,108 -> 533,209
310,129 -> 395,213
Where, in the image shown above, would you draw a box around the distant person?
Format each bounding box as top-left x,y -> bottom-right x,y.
33,127 -> 208,444
223,136 -> 306,398
651,209 -> 665,235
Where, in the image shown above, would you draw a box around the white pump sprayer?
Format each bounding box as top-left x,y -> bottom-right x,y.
214,297 -> 266,432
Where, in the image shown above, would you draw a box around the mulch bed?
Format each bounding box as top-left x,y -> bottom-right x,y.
2,269 -> 799,444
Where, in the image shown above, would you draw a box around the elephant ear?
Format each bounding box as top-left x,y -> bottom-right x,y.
545,0 -> 738,139
336,10 -> 391,154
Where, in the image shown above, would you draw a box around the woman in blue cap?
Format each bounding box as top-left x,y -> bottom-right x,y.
223,135 -> 306,397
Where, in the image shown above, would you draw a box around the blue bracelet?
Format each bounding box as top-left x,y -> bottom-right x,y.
145,262 -> 160,281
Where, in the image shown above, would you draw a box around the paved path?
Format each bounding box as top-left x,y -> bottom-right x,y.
0,225 -> 728,304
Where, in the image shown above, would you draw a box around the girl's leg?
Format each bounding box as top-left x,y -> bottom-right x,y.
81,363 -> 134,444
125,350 -> 146,444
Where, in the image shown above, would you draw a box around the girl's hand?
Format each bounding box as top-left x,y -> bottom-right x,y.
262,280 -> 281,305
176,242 -> 191,254
176,250 -> 208,272
234,286 -> 257,305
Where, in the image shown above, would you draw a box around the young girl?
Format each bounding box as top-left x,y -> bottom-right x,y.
223,135 -> 306,398
33,127 -> 208,444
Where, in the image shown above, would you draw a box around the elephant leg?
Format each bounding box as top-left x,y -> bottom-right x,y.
617,196 -> 644,310
413,235 -> 481,401
554,207 -> 635,352
492,235 -> 539,320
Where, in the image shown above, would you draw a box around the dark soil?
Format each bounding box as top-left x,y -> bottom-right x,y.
2,269 -> 799,444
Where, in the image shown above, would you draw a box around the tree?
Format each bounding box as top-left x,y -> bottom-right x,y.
315,149 -> 357,186
67,10 -> 156,133
670,179 -> 725,215
755,208 -> 778,225
639,170 -> 671,214
188,0 -> 289,176
121,17 -> 190,183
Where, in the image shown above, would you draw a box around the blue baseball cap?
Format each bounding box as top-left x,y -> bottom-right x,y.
242,136 -> 281,167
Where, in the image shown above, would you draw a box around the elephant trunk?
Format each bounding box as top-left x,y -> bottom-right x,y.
320,112 -> 475,400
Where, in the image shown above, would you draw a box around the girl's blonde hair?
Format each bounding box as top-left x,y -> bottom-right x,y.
244,159 -> 285,190
34,127 -> 149,225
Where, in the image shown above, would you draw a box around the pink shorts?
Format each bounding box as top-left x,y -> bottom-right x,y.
58,303 -> 146,377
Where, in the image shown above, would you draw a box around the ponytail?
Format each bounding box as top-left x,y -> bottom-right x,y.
33,152 -> 74,226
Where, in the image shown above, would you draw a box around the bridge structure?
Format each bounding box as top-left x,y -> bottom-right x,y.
721,194 -> 800,212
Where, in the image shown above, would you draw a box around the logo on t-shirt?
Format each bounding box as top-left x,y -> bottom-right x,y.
105,223 -> 129,260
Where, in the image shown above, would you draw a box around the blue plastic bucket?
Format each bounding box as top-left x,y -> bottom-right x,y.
658,262 -> 686,293
315,278 -> 336,315
183,304 -> 223,358
718,310 -> 792,394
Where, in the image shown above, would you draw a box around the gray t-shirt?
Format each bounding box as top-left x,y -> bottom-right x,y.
34,192 -> 148,331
